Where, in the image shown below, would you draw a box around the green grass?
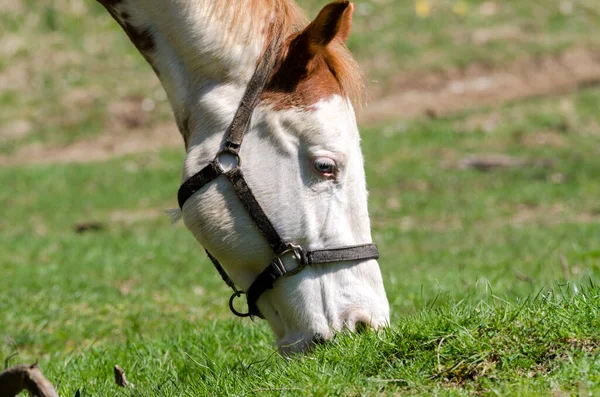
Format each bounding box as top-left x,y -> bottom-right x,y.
5,288 -> 600,396
2,85 -> 600,395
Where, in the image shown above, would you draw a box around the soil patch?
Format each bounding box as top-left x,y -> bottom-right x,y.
521,131 -> 568,148
362,47 -> 600,123
510,204 -> 600,227
458,153 -> 553,172
0,121 -> 182,166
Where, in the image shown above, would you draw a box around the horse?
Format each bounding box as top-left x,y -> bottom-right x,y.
96,0 -> 390,353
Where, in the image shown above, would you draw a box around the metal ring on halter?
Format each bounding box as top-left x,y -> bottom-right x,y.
229,290 -> 252,318
215,149 -> 241,173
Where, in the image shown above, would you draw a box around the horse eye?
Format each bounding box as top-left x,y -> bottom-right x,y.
314,158 -> 336,175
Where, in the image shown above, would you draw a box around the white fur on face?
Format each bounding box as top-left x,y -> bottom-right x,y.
182,95 -> 390,352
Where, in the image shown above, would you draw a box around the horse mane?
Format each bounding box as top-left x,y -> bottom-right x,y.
208,0 -> 365,108
208,0 -> 307,38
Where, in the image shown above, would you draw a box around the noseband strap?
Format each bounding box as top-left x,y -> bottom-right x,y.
177,34 -> 380,319
245,243 -> 379,317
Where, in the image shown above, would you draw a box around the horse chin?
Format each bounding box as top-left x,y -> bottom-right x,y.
262,275 -> 390,355
274,314 -> 390,355
276,334 -> 327,355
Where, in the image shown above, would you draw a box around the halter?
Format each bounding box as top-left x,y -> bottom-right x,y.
177,34 -> 380,319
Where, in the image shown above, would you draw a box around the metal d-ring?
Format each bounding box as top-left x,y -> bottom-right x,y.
215,149 -> 241,173
228,290 -> 252,318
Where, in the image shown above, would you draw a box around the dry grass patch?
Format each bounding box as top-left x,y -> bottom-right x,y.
0,121 -> 181,165
362,47 -> 600,123
509,204 -> 600,227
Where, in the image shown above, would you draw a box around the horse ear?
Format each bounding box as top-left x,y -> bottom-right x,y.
273,1 -> 354,85
300,0 -> 354,55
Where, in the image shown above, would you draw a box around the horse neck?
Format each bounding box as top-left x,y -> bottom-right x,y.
97,0 -> 305,146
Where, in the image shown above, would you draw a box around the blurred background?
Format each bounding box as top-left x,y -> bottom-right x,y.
1,0 -> 600,384
2,0 -> 600,156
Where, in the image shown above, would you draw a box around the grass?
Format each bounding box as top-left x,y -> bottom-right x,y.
5,287 -> 600,396
2,85 -> 600,394
2,0 -> 600,395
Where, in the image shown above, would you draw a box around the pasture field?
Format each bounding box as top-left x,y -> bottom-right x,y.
2,0 -> 600,396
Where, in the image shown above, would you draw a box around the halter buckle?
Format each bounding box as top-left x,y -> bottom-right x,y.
273,243 -> 307,277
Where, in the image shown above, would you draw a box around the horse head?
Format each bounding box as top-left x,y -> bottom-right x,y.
98,0 -> 390,353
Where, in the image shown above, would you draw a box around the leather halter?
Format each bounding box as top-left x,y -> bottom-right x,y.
177,35 -> 380,319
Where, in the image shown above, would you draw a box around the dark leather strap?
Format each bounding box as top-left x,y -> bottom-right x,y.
224,32 -> 282,153
178,161 -> 222,209
206,250 -> 237,291
246,261 -> 285,318
307,244 -> 379,264
226,167 -> 288,255
245,244 -> 380,318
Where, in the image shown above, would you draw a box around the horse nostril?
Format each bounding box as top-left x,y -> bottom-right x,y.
355,321 -> 370,334
344,310 -> 374,333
